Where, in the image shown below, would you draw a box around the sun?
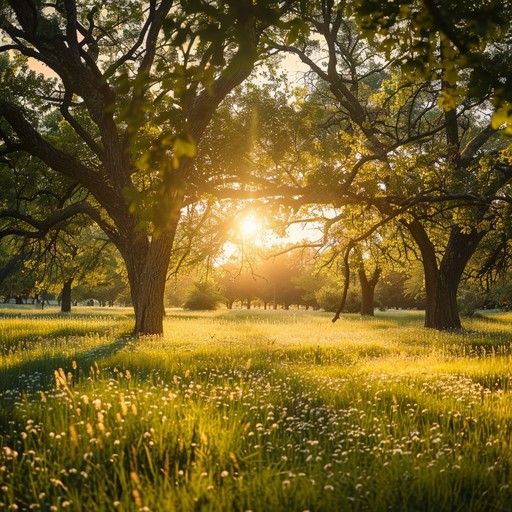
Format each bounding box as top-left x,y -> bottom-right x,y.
240,214 -> 259,238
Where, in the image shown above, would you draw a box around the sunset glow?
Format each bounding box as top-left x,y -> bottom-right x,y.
240,215 -> 259,238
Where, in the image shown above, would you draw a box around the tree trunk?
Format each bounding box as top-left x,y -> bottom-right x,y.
122,226 -> 176,336
406,220 -> 485,329
359,265 -> 381,316
430,268 -> 462,329
130,268 -> 168,335
61,279 -> 72,313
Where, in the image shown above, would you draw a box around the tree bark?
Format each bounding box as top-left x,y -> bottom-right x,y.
61,279 -> 72,313
332,241 -> 355,322
122,225 -> 176,336
359,265 -> 381,316
406,220 -> 485,329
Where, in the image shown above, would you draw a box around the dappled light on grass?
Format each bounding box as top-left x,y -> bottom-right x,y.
2,309 -> 512,510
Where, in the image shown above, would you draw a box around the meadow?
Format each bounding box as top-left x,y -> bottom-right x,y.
1,306 -> 512,511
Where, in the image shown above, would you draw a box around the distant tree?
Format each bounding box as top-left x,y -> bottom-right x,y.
377,270 -> 422,310
358,262 -> 381,316
72,245 -> 128,306
292,270 -> 327,310
0,151 -> 86,307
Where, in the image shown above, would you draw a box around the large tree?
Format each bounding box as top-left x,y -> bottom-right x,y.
271,2 -> 512,329
0,0 -> 292,335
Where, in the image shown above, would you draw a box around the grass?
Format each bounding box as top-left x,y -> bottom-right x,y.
1,307 -> 512,510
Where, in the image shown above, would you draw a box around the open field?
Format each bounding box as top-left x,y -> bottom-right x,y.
1,307 -> 512,511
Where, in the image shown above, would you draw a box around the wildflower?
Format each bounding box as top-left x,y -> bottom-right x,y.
119,395 -> 128,416
69,425 -> 78,446
132,490 -> 142,507
2,447 -> 18,459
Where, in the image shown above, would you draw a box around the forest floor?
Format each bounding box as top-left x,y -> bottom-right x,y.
1,307 -> 512,511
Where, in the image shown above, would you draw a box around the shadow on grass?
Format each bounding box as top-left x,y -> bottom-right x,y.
470,311 -> 512,324
0,334 -> 133,393
166,309 -> 335,324
0,326 -> 126,357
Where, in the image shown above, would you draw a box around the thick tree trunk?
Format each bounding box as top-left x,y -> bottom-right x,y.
406,220 -> 485,329
430,269 -> 462,329
131,278 -> 166,335
61,279 -> 72,313
427,227 -> 485,329
359,266 -> 381,316
122,226 -> 176,336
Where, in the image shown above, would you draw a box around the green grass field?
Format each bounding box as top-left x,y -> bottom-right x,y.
1,306 -> 512,511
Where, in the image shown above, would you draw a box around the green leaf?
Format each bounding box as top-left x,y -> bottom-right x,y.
173,136 -> 196,158
491,103 -> 512,129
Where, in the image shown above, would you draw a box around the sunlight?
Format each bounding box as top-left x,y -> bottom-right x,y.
240,214 -> 259,238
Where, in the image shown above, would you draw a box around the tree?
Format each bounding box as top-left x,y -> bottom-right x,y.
0,239 -> 36,303
0,149 -> 118,312
0,0 -> 292,335
377,269 -> 422,310
352,0 -> 512,132
358,260 -> 381,316
272,2 -> 512,329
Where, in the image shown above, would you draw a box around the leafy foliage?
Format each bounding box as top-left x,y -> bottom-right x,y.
183,281 -> 224,310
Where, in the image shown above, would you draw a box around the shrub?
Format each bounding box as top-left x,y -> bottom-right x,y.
458,286 -> 488,317
315,286 -> 361,313
183,282 -> 225,310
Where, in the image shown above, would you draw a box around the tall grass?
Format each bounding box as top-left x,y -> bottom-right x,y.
1,308 -> 512,510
